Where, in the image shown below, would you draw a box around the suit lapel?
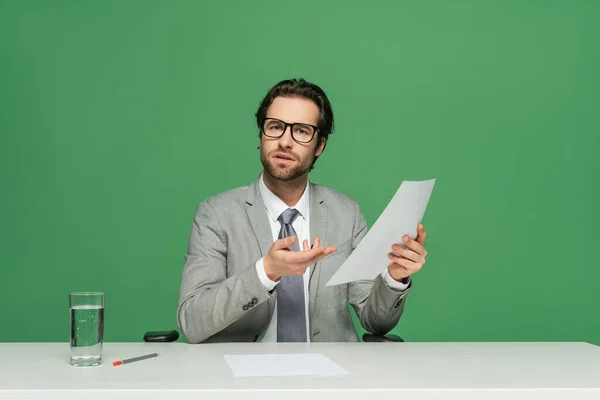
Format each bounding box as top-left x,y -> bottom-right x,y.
244,175 -> 273,258
309,182 -> 327,318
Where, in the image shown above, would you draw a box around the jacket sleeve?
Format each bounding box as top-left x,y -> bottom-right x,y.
177,200 -> 273,343
347,200 -> 412,336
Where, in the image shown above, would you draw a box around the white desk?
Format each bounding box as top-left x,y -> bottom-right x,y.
1,342 -> 599,399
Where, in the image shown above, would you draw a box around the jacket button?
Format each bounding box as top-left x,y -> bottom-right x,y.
252,298 -> 258,304
242,305 -> 249,311
248,302 -> 254,307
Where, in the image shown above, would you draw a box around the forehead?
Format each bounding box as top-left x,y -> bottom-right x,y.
266,96 -> 319,125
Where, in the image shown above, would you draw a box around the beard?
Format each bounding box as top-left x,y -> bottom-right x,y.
260,146 -> 315,182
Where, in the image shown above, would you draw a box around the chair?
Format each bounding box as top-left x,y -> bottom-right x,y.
362,333 -> 404,342
143,330 -> 180,342
143,330 -> 403,342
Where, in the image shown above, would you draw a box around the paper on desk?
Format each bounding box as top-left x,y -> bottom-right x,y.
326,179 -> 436,286
224,353 -> 349,377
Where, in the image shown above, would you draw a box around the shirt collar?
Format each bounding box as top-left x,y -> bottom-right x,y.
258,173 -> 310,223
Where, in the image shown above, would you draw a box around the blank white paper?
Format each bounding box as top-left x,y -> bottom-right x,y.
326,179 -> 436,286
224,353 -> 349,377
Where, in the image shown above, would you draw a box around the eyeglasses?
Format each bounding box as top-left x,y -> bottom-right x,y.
261,118 -> 318,144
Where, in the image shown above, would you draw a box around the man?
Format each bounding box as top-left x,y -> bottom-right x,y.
177,78 -> 428,343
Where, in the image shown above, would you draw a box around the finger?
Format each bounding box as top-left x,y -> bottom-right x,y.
322,245 -> 337,257
273,235 -> 297,251
286,246 -> 328,263
302,239 -> 309,251
387,262 -> 410,277
416,224 -> 427,246
303,246 -> 337,265
388,253 -> 422,273
391,245 -> 421,262
403,235 -> 424,255
292,245 -> 337,266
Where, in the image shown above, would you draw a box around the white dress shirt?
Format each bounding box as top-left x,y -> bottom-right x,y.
255,173 -> 408,342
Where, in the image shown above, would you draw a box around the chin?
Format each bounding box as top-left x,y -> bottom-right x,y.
265,163 -> 306,182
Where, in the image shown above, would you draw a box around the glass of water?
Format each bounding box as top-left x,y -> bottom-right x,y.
69,292 -> 104,366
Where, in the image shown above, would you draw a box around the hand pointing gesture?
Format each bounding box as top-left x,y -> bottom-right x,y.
264,236 -> 336,281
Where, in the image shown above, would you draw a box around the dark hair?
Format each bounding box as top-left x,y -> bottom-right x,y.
255,78 -> 334,170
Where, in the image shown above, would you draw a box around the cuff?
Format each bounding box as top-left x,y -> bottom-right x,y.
256,257 -> 279,291
381,268 -> 410,292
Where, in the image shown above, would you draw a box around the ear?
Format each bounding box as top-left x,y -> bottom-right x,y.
315,137 -> 327,157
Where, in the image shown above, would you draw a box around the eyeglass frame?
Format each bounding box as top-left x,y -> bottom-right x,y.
260,117 -> 319,144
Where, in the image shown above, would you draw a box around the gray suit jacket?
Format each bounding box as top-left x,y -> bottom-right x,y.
177,175 -> 411,343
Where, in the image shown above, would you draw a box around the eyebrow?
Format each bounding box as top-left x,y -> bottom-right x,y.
265,117 -> 316,126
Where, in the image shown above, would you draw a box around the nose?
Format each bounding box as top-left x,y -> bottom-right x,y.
278,125 -> 294,148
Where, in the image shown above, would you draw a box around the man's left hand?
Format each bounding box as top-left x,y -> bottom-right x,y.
387,223 -> 428,282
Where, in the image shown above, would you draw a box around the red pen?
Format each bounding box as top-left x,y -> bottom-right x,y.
113,353 -> 159,366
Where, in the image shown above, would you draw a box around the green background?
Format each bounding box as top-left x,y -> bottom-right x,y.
1,1 -> 598,344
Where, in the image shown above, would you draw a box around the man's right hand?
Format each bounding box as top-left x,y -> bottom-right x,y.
263,236 -> 336,282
